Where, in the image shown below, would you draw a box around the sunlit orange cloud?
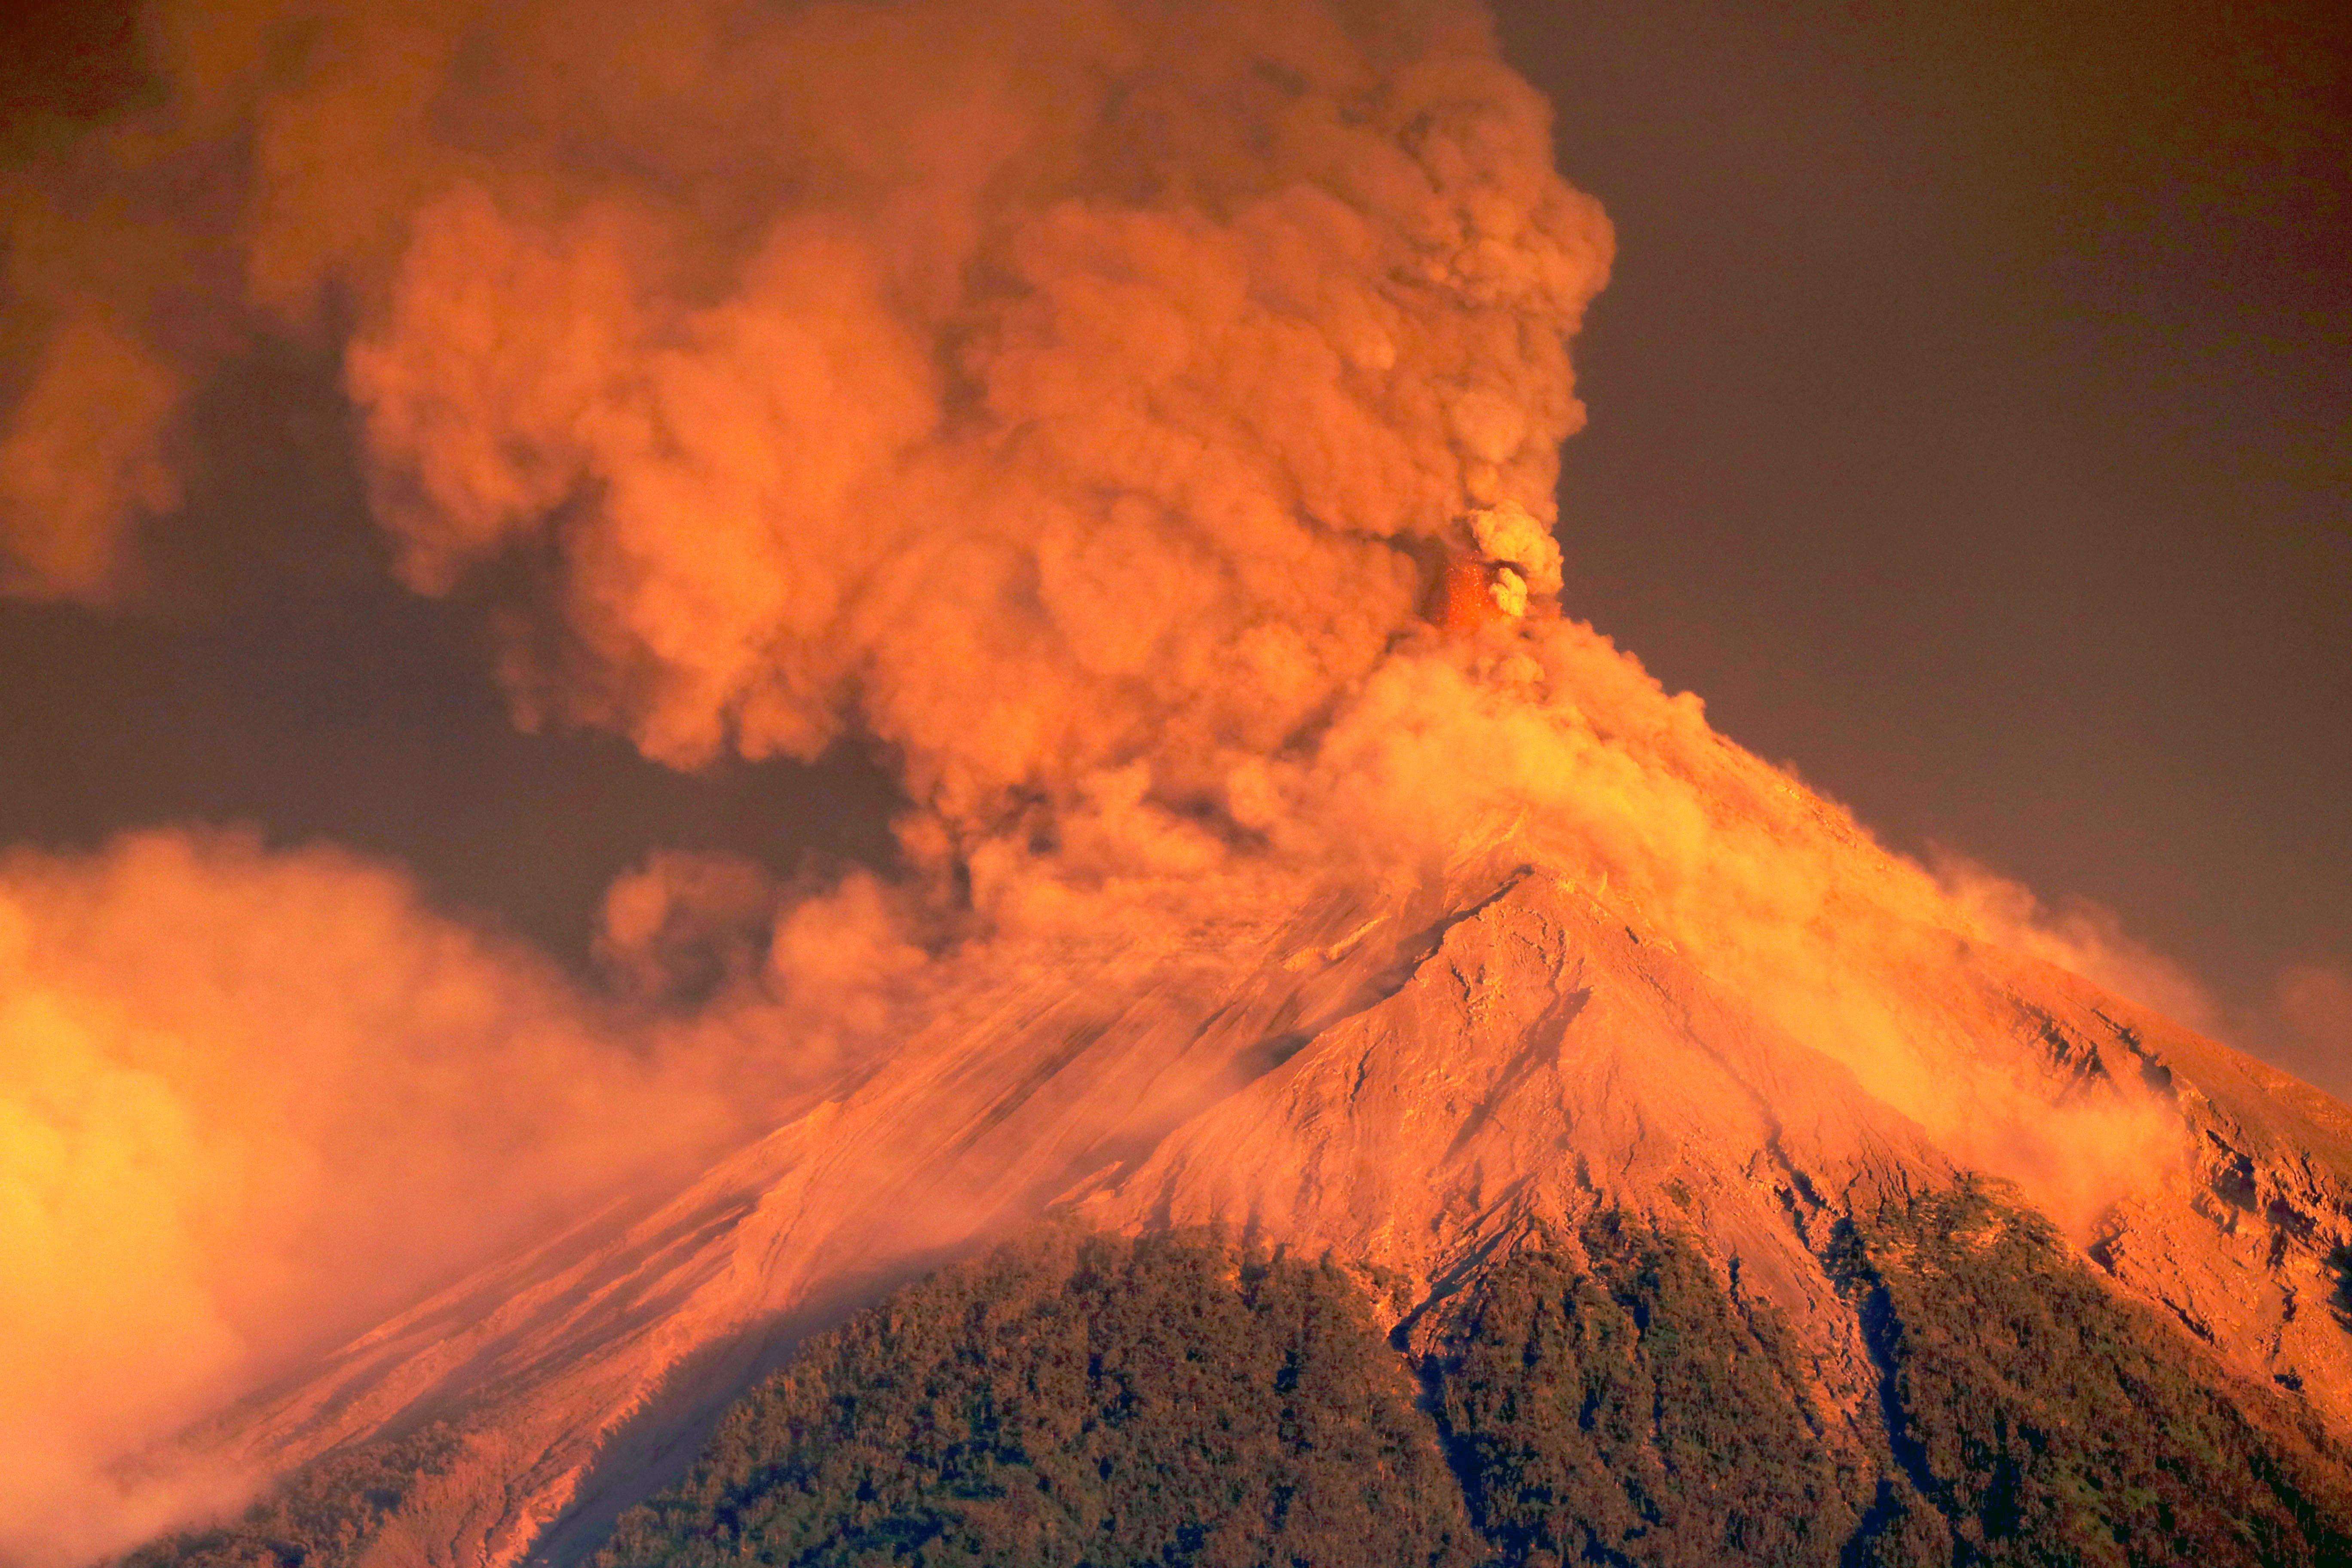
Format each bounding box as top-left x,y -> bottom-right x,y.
0,823 -> 958,1563
1936,855 -> 2223,1036
0,831 -> 710,1559
0,317 -> 181,601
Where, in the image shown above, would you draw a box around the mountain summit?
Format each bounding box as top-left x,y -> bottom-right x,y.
134,628 -> 2352,1564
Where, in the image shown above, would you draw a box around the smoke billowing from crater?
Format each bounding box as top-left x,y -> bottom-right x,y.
0,0 -> 2268,1559
5,0 -> 1612,827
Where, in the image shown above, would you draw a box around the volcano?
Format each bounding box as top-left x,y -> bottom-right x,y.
9,0 -> 2349,1563
122,639 -> 2352,1565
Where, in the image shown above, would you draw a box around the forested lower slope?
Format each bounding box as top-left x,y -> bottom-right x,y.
127,1195 -> 2352,1568
116,1425 -> 469,1568
594,1228 -> 1480,1568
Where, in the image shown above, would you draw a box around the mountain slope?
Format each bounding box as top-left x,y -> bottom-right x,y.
593,1229 -> 1483,1568
120,844 -> 2352,1567
142,1213 -> 2352,1568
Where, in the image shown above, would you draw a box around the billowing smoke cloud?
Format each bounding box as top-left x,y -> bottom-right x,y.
0,831 -> 727,1558
0,823 -> 952,1563
1,8 -> 1612,1547
4,0 -> 1609,817
0,317 -> 181,600
0,0 -> 2290,1556
1937,856 -> 2224,1035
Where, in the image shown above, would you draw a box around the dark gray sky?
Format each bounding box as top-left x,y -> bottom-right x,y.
1498,0 -> 2351,1016
1,2 -> 2345,1044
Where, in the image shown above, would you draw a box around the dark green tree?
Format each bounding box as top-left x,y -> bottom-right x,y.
1430,1212 -> 1866,1568
596,1226 -> 1481,1568
119,1424 -> 465,1568
1834,1181 -> 2352,1568
122,1195 -> 2352,1568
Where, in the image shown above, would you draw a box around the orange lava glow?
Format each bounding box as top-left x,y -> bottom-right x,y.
1429,555 -> 1518,636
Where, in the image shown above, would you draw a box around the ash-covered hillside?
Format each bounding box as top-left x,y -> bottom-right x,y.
106,845 -> 2352,1566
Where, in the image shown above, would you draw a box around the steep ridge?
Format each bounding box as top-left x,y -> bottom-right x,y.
129,849 -> 2352,1565
1107,869 -> 2352,1430
2057,992 -> 2352,1422
153,878 -> 1498,1563
1098,869 -> 1953,1377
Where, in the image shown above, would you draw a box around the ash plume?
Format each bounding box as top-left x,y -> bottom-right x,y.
4,0 -> 1610,806
0,0 -> 2253,1559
